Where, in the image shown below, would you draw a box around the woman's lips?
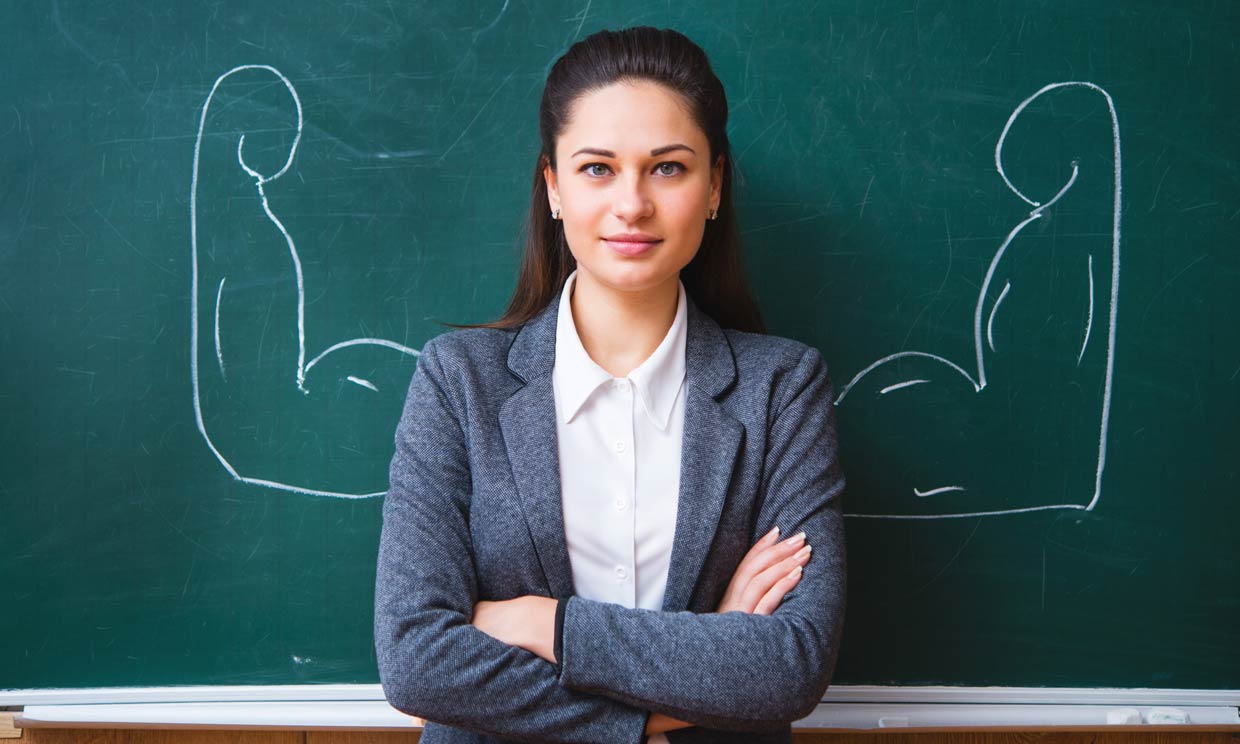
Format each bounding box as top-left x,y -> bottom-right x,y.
604,238 -> 662,257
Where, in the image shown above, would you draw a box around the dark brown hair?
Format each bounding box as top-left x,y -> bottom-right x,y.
455,26 -> 764,333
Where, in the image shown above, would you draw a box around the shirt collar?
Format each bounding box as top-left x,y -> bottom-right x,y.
553,269 -> 688,430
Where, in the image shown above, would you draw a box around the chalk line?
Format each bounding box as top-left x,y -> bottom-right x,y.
839,81 -> 1122,520
346,376 -> 379,392
214,277 -> 226,379
1078,253 -> 1094,365
880,379 -> 930,395
191,65 -> 421,499
914,486 -> 966,497
836,351 -> 980,405
987,281 -> 1011,353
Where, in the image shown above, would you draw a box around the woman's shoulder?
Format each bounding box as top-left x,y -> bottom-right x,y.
420,326 -> 516,368
719,328 -> 834,411
722,328 -> 825,374
409,327 -> 526,411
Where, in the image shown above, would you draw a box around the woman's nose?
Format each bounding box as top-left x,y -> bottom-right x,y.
611,175 -> 653,221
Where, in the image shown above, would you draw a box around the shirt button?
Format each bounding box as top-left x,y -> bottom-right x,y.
614,379 -> 629,392
614,497 -> 627,510
615,566 -> 628,579
614,440 -> 627,453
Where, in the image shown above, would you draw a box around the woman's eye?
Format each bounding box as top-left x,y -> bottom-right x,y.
655,162 -> 684,176
583,163 -> 611,177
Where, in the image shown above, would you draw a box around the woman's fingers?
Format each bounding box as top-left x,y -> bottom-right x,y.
753,565 -> 804,615
716,529 -> 812,614
733,527 -> 784,576
743,542 -> 812,610
737,530 -> 807,581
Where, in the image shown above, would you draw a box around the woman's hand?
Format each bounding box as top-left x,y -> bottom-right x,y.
471,596 -> 558,663
716,527 -> 811,615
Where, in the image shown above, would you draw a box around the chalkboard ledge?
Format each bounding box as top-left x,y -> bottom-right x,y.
11,701 -> 1240,731
4,686 -> 1239,730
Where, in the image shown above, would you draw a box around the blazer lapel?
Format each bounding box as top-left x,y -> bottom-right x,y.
499,296 -> 576,599
660,297 -> 742,612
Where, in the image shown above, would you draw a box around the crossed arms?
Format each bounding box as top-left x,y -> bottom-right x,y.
374,340 -> 845,743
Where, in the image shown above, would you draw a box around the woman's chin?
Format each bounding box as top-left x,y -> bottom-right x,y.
577,260 -> 680,296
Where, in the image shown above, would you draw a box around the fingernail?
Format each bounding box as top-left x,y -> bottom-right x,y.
796,544 -> 812,558
766,526 -> 780,541
788,531 -> 807,547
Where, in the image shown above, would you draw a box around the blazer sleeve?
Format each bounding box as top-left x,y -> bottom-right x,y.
556,346 -> 847,730
374,338 -> 651,744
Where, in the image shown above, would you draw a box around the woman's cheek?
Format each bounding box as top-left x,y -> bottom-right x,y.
666,183 -> 709,219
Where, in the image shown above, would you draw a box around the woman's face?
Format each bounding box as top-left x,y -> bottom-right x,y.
544,80 -> 723,297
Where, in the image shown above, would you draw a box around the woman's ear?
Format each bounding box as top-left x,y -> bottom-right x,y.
543,161 -> 560,212
709,155 -> 724,211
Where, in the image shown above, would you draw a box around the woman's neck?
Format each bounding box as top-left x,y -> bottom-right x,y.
569,270 -> 679,378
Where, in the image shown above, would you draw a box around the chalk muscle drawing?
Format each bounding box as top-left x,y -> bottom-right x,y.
834,82 -> 1122,519
190,70 -> 1120,510
191,65 -> 419,499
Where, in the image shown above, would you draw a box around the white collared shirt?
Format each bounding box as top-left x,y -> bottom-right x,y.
552,269 -> 687,615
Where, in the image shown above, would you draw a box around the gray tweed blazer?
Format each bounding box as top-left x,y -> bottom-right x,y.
375,287 -> 846,744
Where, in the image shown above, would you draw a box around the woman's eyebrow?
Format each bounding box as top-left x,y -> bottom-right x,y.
571,144 -> 696,158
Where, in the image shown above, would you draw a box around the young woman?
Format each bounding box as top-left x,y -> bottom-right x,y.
375,26 -> 846,744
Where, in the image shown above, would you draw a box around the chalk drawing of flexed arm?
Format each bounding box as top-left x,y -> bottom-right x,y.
191,65 -> 420,498
834,82 -> 1121,519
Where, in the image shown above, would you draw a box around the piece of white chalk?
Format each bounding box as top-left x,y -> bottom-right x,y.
877,716 -> 909,728
1145,706 -> 1191,724
1106,707 -> 1141,724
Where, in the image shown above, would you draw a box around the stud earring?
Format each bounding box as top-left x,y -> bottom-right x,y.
708,208 -> 718,220
552,208 -> 561,220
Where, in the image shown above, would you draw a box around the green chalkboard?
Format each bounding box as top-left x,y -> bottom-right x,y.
2,1 -> 1237,694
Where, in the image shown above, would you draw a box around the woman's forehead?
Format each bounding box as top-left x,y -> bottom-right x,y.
559,81 -> 706,155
